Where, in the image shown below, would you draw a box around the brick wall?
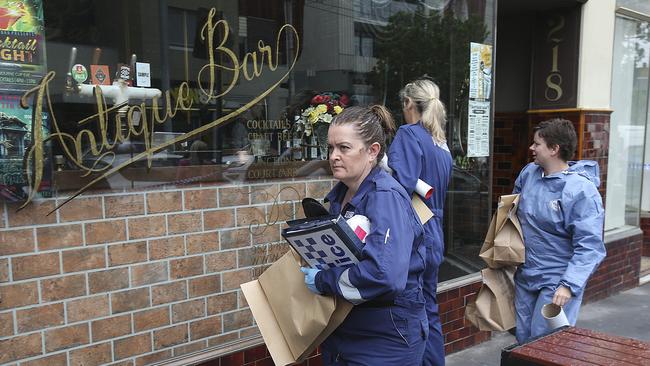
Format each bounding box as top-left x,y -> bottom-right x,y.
0,177 -> 333,365
641,216 -> 650,257
584,232 -> 643,303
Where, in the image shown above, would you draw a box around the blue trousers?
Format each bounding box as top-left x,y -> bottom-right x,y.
514,281 -> 584,344
321,295 -> 428,365
422,224 -> 445,366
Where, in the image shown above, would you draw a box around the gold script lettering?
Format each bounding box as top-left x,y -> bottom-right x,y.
19,12 -> 300,213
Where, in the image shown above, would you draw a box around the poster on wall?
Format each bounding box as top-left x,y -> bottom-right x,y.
467,42 -> 492,157
0,0 -> 47,92
469,42 -> 492,101
0,0 -> 49,201
467,100 -> 490,158
0,93 -> 51,201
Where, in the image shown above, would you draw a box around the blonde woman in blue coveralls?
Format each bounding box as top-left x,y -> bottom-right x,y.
513,118 -> 606,343
300,105 -> 429,365
388,79 -> 452,366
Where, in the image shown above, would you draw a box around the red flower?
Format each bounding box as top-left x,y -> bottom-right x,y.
311,95 -> 325,104
339,94 -> 350,107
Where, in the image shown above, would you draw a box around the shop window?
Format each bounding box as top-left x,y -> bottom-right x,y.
5,0 -> 494,280
605,13 -> 649,230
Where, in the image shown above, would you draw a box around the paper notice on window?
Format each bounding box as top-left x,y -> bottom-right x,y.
467,100 -> 490,157
469,42 -> 493,100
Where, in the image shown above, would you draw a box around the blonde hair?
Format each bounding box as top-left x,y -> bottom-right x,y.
332,105 -> 396,163
399,79 -> 447,143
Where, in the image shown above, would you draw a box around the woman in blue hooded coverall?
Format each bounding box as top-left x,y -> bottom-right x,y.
387,78 -> 452,366
513,118 -> 606,344
300,105 -> 429,365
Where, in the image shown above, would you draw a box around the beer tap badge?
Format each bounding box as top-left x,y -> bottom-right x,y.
71,64 -> 88,83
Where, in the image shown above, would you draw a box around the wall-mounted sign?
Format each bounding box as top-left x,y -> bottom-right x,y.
530,7 -> 581,109
468,42 -> 492,157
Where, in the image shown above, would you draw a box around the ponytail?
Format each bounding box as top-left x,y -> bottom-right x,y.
399,79 -> 447,144
332,104 -> 395,163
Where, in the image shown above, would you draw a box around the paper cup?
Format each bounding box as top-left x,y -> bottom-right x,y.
541,303 -> 570,329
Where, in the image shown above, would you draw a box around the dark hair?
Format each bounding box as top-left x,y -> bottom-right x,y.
331,105 -> 396,162
533,118 -> 577,162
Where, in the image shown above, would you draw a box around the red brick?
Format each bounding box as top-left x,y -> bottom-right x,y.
237,206 -> 266,227
184,189 -> 217,210
172,298 -> 205,323
105,194 -> 145,218
207,292 -> 238,315
89,267 -> 129,293
36,224 -> 82,250
108,241 -> 148,266
131,261 -> 168,286
45,323 -> 89,352
189,274 -> 221,297
0,332 -> 42,363
0,258 -> 8,282
69,342 -> 112,366
146,191 -> 182,213
16,303 -> 64,332
41,274 -> 86,302
66,294 -> 110,322
168,212 -> 202,235
250,185 -> 281,204
206,251 -> 237,273
306,181 -> 331,199
114,333 -> 152,360
219,187 -> 250,207
58,197 -> 103,222
190,316 -> 221,340
152,281 -> 187,305
0,311 -> 13,337
243,345 -> 267,363
279,183 -> 305,201
149,236 -> 185,260
186,231 -> 219,254
252,224 -> 282,245
220,228 -> 250,249
170,256 -> 204,279
0,281 -> 39,310
62,247 -> 105,272
223,269 -> 254,291
91,313 -> 132,341
0,228 -> 34,255
112,287 -> 150,314
173,340 -> 207,356
237,245 -> 267,267
153,324 -> 189,350
85,219 -> 127,244
135,350 -> 172,366
134,306 -> 170,332
203,209 -> 235,230
7,200 -> 56,227
12,252 -> 60,280
223,309 -> 253,332
129,215 -> 166,240
20,353 -> 67,366
207,332 -> 239,347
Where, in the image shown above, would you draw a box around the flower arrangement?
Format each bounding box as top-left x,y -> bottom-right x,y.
300,92 -> 350,135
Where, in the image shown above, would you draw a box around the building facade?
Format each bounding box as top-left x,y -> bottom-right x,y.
0,0 -> 647,365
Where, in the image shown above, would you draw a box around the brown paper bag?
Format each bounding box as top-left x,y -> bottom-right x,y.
465,267 -> 516,331
241,250 -> 353,366
479,194 -> 525,268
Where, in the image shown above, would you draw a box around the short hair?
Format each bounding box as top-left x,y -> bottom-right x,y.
331,105 -> 396,162
533,118 -> 577,162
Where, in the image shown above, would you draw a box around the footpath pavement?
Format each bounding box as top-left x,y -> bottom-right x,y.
445,282 -> 650,366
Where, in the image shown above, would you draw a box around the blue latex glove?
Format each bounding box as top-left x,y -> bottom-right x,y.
300,267 -> 322,294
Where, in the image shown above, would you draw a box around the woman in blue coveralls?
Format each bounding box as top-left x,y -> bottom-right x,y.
300,105 -> 429,365
388,78 -> 452,366
513,118 -> 606,344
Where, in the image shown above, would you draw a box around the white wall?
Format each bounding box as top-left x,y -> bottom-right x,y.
577,0 -> 616,109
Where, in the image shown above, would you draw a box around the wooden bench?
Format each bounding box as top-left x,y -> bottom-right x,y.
501,326 -> 650,365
